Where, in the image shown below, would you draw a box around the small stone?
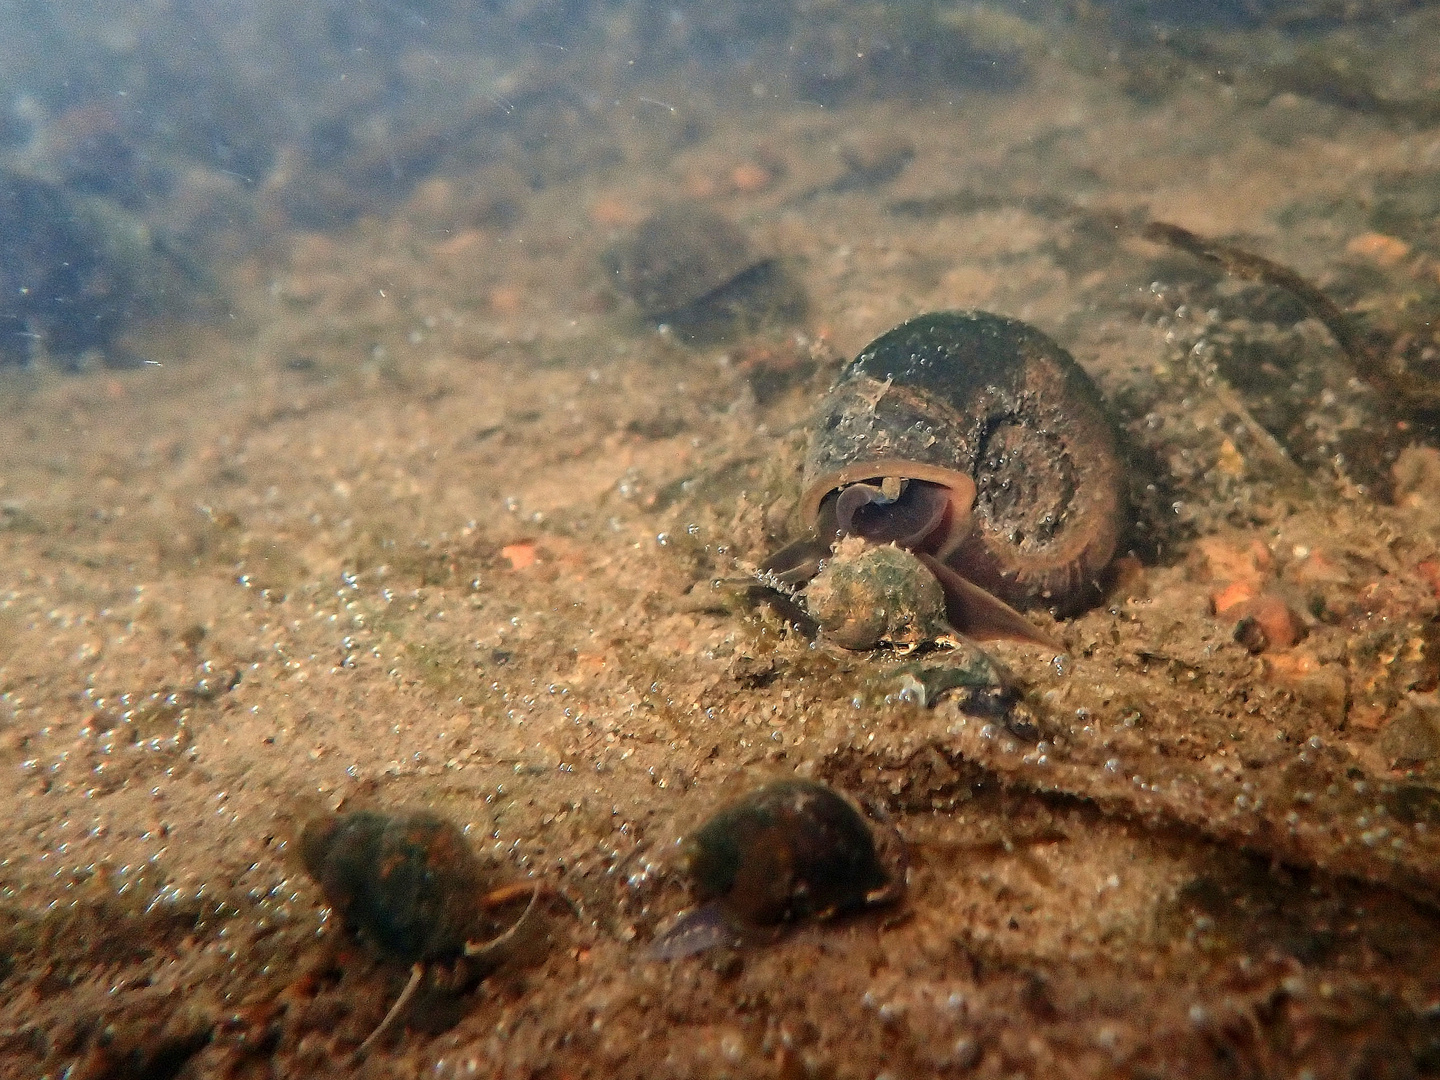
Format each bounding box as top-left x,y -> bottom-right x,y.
1231,594 -> 1305,653
588,194 -> 644,227
1211,579 -> 1257,617
501,541 -> 538,570
489,286 -> 524,315
1380,698 -> 1440,768
729,162 -> 773,193
1346,231 -> 1411,268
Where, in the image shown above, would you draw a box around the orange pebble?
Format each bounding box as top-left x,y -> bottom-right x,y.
489,285 -> 524,315
588,195 -> 643,227
1211,579 -> 1256,617
730,162 -> 773,193
1346,231 -> 1411,268
573,652 -> 607,679
501,542 -> 538,570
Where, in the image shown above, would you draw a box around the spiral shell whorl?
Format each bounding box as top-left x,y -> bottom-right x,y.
802,311 -> 1125,613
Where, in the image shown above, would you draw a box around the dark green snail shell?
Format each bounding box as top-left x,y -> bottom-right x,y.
802,311 -> 1125,613
686,779 -> 891,926
300,810 -> 489,963
605,206 -> 759,318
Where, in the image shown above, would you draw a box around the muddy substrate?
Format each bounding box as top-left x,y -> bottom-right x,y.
8,15 -> 1440,1078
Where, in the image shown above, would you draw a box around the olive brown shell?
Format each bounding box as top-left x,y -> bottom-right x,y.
805,538 -> 950,651
802,311 -> 1125,613
604,206 -> 761,318
300,810 -> 492,964
685,778 -> 892,928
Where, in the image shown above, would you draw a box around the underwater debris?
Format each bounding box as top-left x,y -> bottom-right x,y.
1141,220 -> 1371,373
1138,216 -> 1440,472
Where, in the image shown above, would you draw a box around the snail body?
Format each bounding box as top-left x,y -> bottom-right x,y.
766,311 -> 1125,644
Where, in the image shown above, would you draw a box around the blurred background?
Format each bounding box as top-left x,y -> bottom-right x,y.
3,0 -> 1438,370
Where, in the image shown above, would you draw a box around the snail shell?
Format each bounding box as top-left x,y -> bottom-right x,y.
783,311 -> 1124,631
604,206 -> 763,319
804,538 -> 950,651
301,810 -> 499,964
301,810 -> 543,1058
650,779 -> 901,959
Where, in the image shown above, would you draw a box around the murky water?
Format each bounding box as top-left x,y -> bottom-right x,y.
4,3 -> 1440,1077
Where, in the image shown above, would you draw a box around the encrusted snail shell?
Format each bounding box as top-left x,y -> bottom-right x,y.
649,779 -> 902,959
800,311 -> 1125,615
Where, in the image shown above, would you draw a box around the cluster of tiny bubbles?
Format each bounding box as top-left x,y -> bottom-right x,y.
886,674 -> 927,708
431,1058 -> 486,1079
15,686 -> 198,803
860,981 -> 979,1071
614,469 -> 644,501
625,847 -> 664,894
1020,741 -> 1052,767
975,722 -> 1022,756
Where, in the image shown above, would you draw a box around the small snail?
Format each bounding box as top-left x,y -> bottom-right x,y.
0,172 -> 139,369
804,537 -> 951,651
649,779 -> 903,959
604,206 -> 802,342
763,311 -> 1126,646
300,810 -> 540,1056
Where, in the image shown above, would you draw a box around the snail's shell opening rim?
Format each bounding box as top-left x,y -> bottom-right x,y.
797,458 -> 978,536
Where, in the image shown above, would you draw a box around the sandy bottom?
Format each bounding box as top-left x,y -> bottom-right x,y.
6,18 -> 1440,1079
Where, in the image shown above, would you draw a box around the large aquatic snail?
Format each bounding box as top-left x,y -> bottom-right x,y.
763,311 -> 1126,647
